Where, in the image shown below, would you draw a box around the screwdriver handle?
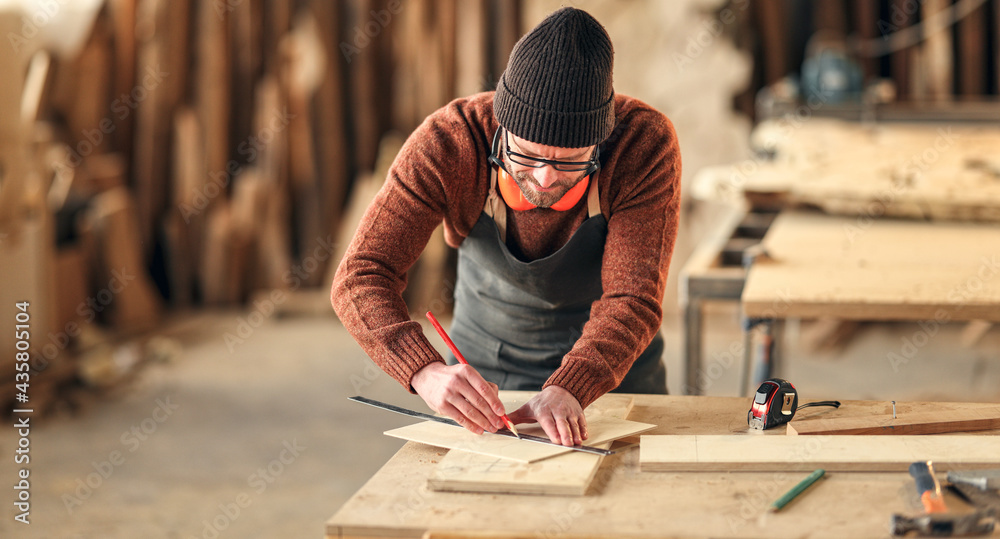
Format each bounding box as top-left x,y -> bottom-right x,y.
909,461 -> 947,513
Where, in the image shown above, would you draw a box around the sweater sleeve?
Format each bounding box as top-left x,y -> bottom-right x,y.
544,110 -> 682,408
331,99 -> 486,391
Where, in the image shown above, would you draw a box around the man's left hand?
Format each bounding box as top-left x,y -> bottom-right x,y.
507,386 -> 587,446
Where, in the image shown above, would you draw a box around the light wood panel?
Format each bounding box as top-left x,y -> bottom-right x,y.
742,210 -> 1000,321
695,120 -> 1000,223
639,434 -> 1000,472
788,407 -> 1000,435
428,393 -> 634,495
386,415 -> 654,464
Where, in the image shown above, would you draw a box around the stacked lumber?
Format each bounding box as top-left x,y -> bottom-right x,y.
734,1 -> 1000,119
0,0 -> 522,414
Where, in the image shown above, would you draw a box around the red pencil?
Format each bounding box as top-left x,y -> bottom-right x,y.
425,311 -> 520,438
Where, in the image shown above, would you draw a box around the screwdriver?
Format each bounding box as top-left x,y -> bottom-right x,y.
910,461 -> 948,513
425,311 -> 520,438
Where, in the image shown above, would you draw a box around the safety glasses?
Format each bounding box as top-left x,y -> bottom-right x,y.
490,128 -> 600,174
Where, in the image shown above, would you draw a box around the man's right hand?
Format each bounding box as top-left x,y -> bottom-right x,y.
410,362 -> 506,435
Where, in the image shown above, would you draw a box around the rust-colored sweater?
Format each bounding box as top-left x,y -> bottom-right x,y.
332,92 -> 681,409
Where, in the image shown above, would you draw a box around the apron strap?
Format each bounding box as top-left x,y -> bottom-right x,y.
484,167 -> 508,244
586,171 -> 601,218
483,169 -> 603,243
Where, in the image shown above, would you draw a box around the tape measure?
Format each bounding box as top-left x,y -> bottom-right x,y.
748,378 -> 841,431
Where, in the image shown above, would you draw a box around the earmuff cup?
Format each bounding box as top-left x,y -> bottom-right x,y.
496,166 -> 590,211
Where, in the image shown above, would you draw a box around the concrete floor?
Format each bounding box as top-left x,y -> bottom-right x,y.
2,300 -> 998,538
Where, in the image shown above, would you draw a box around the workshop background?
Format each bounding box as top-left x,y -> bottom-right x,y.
1,0 -> 999,537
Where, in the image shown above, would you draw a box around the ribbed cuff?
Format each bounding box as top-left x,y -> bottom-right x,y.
544,359 -> 615,410
385,331 -> 444,393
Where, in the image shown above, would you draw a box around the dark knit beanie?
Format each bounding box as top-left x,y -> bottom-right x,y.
494,7 -> 615,149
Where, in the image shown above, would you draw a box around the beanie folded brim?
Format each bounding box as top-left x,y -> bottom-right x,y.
495,76 -> 615,149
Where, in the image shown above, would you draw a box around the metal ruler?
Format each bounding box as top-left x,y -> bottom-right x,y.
349,396 -> 615,456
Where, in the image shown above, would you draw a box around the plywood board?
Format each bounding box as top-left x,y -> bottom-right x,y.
428,393 -> 634,495
387,415 -> 654,464
742,211 -> 1000,321
788,407 -> 1000,436
693,119 -> 1000,223
639,435 -> 1000,472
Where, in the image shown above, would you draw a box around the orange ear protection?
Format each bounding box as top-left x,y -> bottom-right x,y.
496,166 -> 590,211
489,128 -> 599,212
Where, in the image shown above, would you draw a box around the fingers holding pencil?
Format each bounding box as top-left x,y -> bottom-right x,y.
411,361 -> 505,434
424,311 -> 520,438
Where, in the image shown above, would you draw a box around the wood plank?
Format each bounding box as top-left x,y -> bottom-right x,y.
108,0 -> 137,156
167,107 -> 202,305
922,0 -> 952,100
956,0 -> 987,96
88,187 -> 162,333
285,12 -> 325,284
639,434 -> 1000,472
67,8 -> 113,152
741,211 -> 1000,321
699,120 -> 1000,223
850,0 -> 878,81
230,169 -> 267,301
132,0 -> 171,251
491,0 -> 521,82
754,0 -> 788,85
349,0 -> 381,172
311,0 -> 351,257
454,0 -> 489,96
195,0 -> 231,197
788,407 -> 1000,435
889,0 -> 913,99
201,202 -> 234,304
422,532 -> 635,539
387,414 -> 654,464
428,394 -> 634,496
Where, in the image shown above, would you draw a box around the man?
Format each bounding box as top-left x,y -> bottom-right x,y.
333,7 -> 680,446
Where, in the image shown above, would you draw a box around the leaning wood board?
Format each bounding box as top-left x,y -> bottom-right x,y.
788,407 -> 1000,435
387,414 -> 654,464
639,435 -> 1000,472
428,393 -> 634,496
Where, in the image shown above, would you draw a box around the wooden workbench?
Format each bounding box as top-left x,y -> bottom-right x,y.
742,210 -> 1000,321
326,395 -> 1000,538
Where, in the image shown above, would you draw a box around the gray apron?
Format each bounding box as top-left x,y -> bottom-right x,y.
448,167 -> 667,395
